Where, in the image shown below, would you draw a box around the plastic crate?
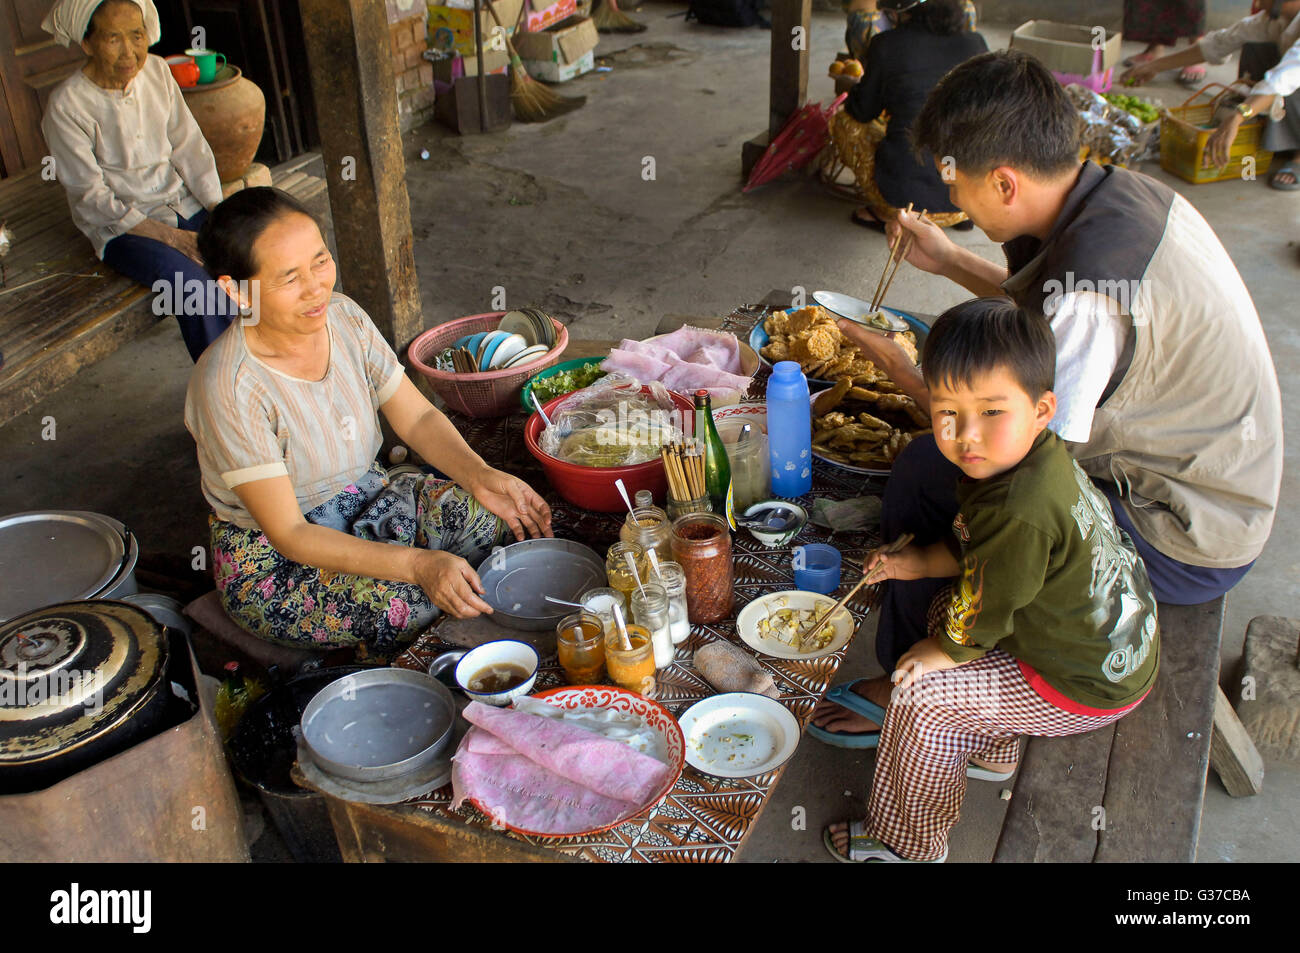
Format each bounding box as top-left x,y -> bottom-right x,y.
1160,82 -> 1273,184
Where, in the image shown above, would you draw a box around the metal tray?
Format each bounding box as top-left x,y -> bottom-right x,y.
0,511 -> 127,622
476,538 -> 607,631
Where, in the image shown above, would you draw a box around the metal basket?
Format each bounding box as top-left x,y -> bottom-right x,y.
407,312 -> 568,418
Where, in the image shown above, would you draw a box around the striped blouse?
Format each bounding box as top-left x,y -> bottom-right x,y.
184,292 -> 405,529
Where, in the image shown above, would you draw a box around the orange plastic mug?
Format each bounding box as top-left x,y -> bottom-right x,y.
165,55 -> 199,87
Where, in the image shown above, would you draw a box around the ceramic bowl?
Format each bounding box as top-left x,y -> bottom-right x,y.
453,640 -> 540,706
743,500 -> 807,548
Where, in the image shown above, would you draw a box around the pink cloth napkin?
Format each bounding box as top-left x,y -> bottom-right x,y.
601,326 -> 752,399
451,701 -> 673,835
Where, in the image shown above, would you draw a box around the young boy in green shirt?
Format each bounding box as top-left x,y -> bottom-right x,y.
825,298 -> 1160,863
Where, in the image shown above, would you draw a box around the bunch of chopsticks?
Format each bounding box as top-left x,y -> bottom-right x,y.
449,346 -> 478,374
798,532 -> 915,651
869,203 -> 929,314
661,440 -> 705,503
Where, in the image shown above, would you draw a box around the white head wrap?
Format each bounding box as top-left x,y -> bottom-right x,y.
41,0 -> 161,48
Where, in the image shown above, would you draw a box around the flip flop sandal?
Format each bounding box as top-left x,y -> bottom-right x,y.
850,208 -> 888,232
1270,165 -> 1300,191
1177,66 -> 1207,89
807,678 -> 887,749
823,821 -> 948,863
968,761 -> 1017,782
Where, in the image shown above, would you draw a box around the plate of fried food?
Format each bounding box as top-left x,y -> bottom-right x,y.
749,304 -> 926,385
810,376 -> 932,475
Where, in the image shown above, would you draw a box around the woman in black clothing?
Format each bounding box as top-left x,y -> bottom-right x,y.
830,0 -> 987,229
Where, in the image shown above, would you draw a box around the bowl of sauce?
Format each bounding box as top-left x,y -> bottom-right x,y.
453,640 -> 540,707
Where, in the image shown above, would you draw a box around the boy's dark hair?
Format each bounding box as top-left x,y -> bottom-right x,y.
198,187 -> 318,280
84,0 -> 140,41
880,0 -> 967,36
912,50 -> 1081,178
922,297 -> 1056,398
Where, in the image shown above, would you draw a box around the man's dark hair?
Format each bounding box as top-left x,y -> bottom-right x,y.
83,0 -> 142,41
880,0 -> 967,36
198,187 -> 319,280
922,297 -> 1056,398
912,50 -> 1081,177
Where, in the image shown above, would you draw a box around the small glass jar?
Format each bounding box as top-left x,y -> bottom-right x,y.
666,494 -> 712,521
580,587 -> 627,639
631,583 -> 673,669
557,611 -> 606,685
619,504 -> 673,564
605,542 -> 649,605
634,490 -> 655,508
670,512 -> 734,624
605,624 -> 656,696
654,560 -> 691,645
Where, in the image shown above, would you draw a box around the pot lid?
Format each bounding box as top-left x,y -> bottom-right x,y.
0,511 -> 127,622
0,600 -> 168,767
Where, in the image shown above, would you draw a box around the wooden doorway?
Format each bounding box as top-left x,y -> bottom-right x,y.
0,0 -> 86,179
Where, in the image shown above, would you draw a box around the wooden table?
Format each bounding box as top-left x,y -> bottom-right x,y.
300,305 -> 892,862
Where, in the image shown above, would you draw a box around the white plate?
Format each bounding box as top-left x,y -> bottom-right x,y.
735,590 -> 856,660
813,290 -> 910,332
498,311 -> 539,345
488,333 -> 529,369
678,692 -> 801,779
502,343 -> 549,369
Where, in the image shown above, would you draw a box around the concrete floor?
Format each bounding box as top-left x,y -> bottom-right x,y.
2,9 -> 1296,862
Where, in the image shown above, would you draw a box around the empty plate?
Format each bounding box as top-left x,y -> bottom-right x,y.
475,538 -> 606,630
498,311 -> 539,346
503,343 -> 549,369
678,693 -> 801,779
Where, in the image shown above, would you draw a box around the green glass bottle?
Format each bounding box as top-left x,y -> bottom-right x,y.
693,390 -> 735,529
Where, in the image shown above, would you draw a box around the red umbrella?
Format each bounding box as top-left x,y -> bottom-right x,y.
743,92 -> 848,193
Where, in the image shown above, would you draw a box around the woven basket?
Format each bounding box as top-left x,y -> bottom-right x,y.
1160,82 -> 1273,184
408,312 -> 568,418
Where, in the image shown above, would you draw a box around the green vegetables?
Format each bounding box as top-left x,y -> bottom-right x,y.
530,362 -> 606,404
1105,93 -> 1160,124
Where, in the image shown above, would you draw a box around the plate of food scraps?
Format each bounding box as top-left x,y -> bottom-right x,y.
808,382 -> 932,476
735,590 -> 856,660
678,692 -> 801,779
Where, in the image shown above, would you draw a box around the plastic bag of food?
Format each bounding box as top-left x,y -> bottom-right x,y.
539,373 -> 685,467
1065,83 -> 1110,118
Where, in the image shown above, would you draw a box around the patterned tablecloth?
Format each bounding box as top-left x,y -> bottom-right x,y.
391,306 -> 889,862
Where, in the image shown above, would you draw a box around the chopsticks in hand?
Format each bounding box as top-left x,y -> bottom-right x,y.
798,532 -> 915,651
870,207 -> 928,314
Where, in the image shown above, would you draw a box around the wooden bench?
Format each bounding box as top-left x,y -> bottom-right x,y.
995,597 -> 1225,862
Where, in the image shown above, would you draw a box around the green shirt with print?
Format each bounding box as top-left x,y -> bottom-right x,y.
938,431 -> 1159,710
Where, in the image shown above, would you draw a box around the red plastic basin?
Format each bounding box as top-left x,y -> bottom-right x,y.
524,387 -> 695,513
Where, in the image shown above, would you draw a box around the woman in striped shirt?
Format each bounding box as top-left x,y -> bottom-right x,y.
184,188 -> 552,657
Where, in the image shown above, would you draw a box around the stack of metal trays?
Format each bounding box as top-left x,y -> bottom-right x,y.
0,511 -> 139,623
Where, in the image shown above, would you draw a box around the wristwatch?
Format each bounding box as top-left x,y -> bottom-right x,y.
1237,102 -> 1255,119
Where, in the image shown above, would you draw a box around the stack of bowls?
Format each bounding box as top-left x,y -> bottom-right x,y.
453,308 -> 557,372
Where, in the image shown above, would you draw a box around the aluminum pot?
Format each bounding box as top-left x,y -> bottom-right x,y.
299,668 -> 456,783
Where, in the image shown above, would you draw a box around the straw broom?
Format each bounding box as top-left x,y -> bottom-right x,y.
484,0 -> 586,123
593,0 -> 646,33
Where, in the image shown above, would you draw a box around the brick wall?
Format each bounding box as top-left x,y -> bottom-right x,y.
387,0 -> 434,131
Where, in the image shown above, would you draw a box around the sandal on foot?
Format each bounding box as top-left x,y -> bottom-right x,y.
808,678 -> 887,749
823,821 -> 947,863
1270,164 -> 1299,191
1177,65 -> 1207,89
850,207 -> 888,232
968,761 -> 1016,782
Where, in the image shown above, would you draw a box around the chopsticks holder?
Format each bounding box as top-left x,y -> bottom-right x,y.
798,532 -> 915,651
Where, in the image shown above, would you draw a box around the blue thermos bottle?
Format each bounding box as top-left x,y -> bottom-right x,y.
767,360 -> 812,497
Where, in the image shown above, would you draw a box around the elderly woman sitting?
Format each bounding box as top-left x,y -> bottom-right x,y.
185,188 -> 552,657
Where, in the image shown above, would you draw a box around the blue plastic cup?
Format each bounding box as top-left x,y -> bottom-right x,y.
793,543 -> 841,594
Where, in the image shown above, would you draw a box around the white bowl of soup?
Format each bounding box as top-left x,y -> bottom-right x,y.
454,640 -> 540,706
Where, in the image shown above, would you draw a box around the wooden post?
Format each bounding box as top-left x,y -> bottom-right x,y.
741,0 -> 812,178
1210,686 -> 1265,797
299,0 -> 423,353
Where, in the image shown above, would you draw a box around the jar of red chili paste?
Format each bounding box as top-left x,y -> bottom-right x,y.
670,512 -> 734,624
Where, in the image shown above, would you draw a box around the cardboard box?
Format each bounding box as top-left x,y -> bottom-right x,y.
427,49 -> 509,83
522,48 -> 593,83
427,0 -> 524,56
512,15 -> 598,73
524,0 -> 577,33
1010,20 -> 1122,76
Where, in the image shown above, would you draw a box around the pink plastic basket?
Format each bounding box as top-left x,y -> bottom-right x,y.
408,312 -> 569,418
